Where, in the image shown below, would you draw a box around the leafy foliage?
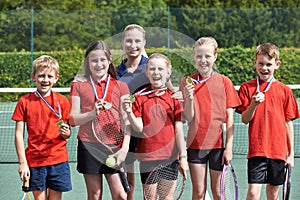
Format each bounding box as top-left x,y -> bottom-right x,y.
1,7 -> 300,51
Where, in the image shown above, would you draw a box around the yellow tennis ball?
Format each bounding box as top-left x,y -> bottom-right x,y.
105,157 -> 116,168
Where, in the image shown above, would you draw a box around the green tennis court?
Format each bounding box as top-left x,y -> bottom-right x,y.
1,158 -> 300,199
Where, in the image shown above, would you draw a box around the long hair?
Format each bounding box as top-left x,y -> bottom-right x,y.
83,40 -> 117,79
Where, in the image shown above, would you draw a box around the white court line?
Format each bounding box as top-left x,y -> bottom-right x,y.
0,126 -> 15,128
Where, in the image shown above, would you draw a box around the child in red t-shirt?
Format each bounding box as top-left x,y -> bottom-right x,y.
69,40 -> 130,200
122,53 -> 188,199
180,37 -> 241,200
12,55 -> 72,199
116,24 -> 180,200
236,43 -> 300,200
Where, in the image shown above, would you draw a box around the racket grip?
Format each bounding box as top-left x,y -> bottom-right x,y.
119,166 -> 130,193
22,178 -> 30,192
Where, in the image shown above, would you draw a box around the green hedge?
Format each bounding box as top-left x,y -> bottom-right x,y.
2,8 -> 300,51
1,46 -> 299,101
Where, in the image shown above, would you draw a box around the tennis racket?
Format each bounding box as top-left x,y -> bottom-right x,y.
92,102 -> 130,193
21,178 -> 31,200
282,164 -> 292,200
220,163 -> 238,200
143,160 -> 185,200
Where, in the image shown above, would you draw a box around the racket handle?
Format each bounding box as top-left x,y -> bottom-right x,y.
22,178 -> 30,192
119,165 -> 130,193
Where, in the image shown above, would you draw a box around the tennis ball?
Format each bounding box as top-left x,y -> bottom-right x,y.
105,157 -> 116,168
186,77 -> 193,85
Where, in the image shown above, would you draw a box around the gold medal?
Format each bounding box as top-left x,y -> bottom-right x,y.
129,95 -> 135,103
186,77 -> 193,85
57,120 -> 64,127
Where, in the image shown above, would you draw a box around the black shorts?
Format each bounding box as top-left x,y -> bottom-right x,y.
140,160 -> 179,184
77,140 -> 119,174
187,148 -> 224,171
125,136 -> 138,165
248,156 -> 285,185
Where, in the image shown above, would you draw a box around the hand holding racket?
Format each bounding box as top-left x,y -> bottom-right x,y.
282,164 -> 292,200
21,176 -> 31,200
143,160 -> 186,200
178,157 -> 189,181
92,102 -> 130,193
220,163 -> 238,200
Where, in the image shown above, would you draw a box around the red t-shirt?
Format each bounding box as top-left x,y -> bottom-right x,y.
132,87 -> 184,161
11,91 -> 70,167
236,79 -> 300,161
180,72 -> 241,150
70,77 -> 130,142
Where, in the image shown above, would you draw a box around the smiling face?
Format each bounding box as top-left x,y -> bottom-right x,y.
193,44 -> 217,77
32,67 -> 58,96
145,56 -> 171,89
31,55 -> 59,96
123,28 -> 146,58
88,49 -> 111,81
254,54 -> 280,82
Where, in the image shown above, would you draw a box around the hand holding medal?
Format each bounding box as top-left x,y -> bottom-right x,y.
58,120 -> 71,139
257,91 -> 265,99
129,95 -> 135,103
95,99 -> 113,115
184,77 -> 195,100
35,90 -> 70,139
121,94 -> 135,114
186,77 -> 194,85
254,75 -> 274,104
253,91 -> 265,104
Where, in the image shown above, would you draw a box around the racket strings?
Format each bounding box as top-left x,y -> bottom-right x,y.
94,108 -> 124,145
144,162 -> 184,200
223,169 -> 236,200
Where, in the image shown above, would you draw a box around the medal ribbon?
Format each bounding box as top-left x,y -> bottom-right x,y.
36,90 -> 61,119
89,74 -> 110,101
137,86 -> 167,96
189,71 -> 214,84
256,76 -> 274,93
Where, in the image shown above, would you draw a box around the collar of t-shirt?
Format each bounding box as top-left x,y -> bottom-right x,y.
116,55 -> 148,78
